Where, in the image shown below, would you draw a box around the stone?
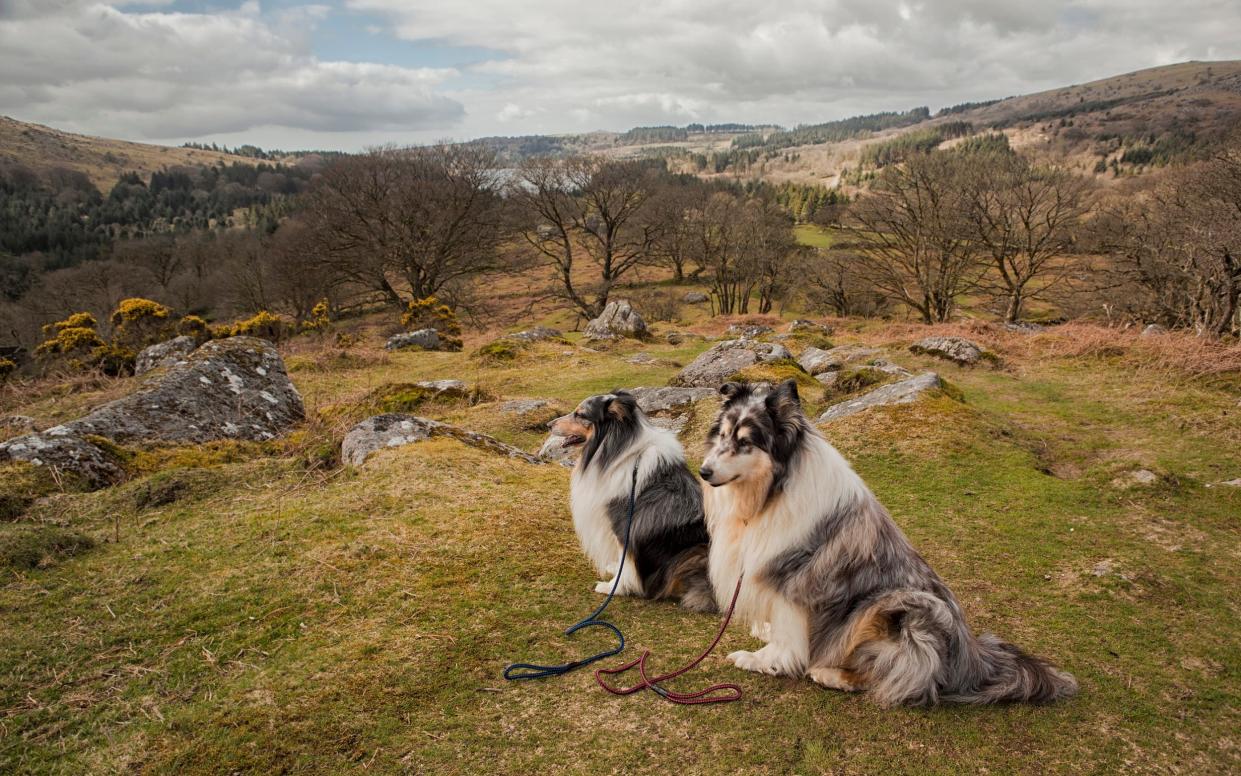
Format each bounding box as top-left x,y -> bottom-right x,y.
342,414 -> 544,467
671,339 -> 793,387
683,291 -> 709,304
628,352 -> 656,364
1140,324 -> 1167,337
797,345 -> 880,375
134,335 -> 197,375
505,326 -> 564,343
910,336 -> 990,366
1206,478 -> 1241,488
385,329 -> 441,351
818,372 -> 944,422
815,372 -> 839,388
1091,560 -> 1114,577
415,379 -> 468,397
787,319 -> 833,334
1112,469 -> 1159,488
625,386 -> 716,414
0,428 -> 126,487
584,299 -> 647,341
500,399 -> 550,414
726,324 -> 773,338
868,359 -> 913,377
664,331 -> 701,345
649,414 -> 690,435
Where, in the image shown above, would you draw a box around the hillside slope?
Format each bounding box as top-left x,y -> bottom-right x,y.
0,116 -> 254,193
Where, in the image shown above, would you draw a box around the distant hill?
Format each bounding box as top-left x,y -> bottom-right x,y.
0,116 -> 257,193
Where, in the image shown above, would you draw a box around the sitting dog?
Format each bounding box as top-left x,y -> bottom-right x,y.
548,391 -> 716,612
700,379 -> 1077,706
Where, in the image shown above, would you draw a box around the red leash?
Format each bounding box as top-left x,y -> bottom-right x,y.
594,577 -> 744,705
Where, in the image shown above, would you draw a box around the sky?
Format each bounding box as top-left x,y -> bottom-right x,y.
1,0 -> 1239,151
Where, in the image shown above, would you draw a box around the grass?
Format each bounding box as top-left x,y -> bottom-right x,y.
794,223 -> 835,249
0,316 -> 1238,774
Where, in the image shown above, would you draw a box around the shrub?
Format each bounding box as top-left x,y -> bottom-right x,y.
110,298 -> 174,350
302,299 -> 332,334
90,343 -> 137,377
230,311 -> 289,341
0,358 -> 16,382
35,311 -> 106,369
401,296 -> 463,351
177,315 -> 211,343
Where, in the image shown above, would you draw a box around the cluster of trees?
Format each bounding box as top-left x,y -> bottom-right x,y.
733,108 -> 931,151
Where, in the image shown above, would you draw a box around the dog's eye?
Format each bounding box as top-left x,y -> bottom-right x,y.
737,439 -> 752,451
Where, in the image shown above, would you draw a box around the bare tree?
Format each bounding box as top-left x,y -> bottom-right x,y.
844,152 -> 984,323
511,156 -> 663,318
963,154 -> 1090,322
803,247 -> 891,318
303,144 -> 506,309
1098,150 -> 1240,336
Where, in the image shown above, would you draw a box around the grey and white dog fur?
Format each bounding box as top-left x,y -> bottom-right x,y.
700,379 -> 1077,706
548,391 -> 715,612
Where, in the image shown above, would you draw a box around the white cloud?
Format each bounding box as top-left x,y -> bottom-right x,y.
0,0 -> 1238,148
0,1 -> 465,141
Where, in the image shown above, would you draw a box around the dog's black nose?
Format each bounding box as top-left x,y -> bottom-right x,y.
698,466 -> 714,482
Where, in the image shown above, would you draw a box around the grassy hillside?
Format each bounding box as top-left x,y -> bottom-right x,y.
0,116 -> 255,193
1,307 -> 1238,774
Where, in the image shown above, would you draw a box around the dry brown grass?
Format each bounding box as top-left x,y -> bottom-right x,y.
867,320 -> 1241,381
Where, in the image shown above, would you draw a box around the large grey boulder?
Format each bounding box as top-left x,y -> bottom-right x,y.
726,323 -> 773,338
672,339 -> 793,387
683,291 -> 709,304
798,345 -> 880,375
415,379 -> 468,398
818,372 -> 943,422
57,337 -> 302,445
343,414 -> 543,467
385,329 -> 441,351
135,335 -> 197,375
584,299 -> 647,341
626,386 -> 716,414
1,337 -> 303,486
910,336 -> 990,366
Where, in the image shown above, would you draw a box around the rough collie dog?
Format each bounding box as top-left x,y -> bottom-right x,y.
700,380 -> 1077,706
548,391 -> 716,612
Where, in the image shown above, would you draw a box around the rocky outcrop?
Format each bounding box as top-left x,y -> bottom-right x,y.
797,345 -> 880,375
135,335 -> 197,375
584,299 -> 647,341
1,415 -> 36,433
683,291 -> 709,304
868,359 -> 912,377
910,336 -> 992,366
626,386 -> 716,414
818,372 -> 943,422
671,339 -> 793,387
0,337 -> 303,486
725,323 -> 773,338
500,399 -> 550,414
415,380 -> 468,398
342,414 -> 544,467
505,326 -> 565,343
385,329 -> 441,351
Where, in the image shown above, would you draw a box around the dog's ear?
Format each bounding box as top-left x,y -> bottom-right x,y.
719,382 -> 749,405
768,378 -> 801,410
605,392 -> 637,421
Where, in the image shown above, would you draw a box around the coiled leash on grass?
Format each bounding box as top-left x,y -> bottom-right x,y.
593,576 -> 744,706
502,458 -> 642,681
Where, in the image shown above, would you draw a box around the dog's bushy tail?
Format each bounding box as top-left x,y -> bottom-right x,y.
948,633 -> 1078,704
658,545 -> 717,613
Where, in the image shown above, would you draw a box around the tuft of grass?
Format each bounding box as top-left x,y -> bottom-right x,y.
472,338 -> 525,363
0,525 -> 95,570
727,358 -> 817,388
0,463 -> 60,521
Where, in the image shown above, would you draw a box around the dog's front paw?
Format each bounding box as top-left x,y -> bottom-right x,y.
728,650 -> 768,674
594,580 -> 614,595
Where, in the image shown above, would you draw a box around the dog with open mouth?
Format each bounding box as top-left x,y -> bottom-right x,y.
547,391 -> 716,612
699,379 -> 1077,706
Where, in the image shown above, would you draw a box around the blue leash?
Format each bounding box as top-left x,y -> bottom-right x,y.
503,457 -> 641,680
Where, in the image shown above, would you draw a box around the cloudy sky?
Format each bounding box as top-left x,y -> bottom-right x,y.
1,0 -> 1239,150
